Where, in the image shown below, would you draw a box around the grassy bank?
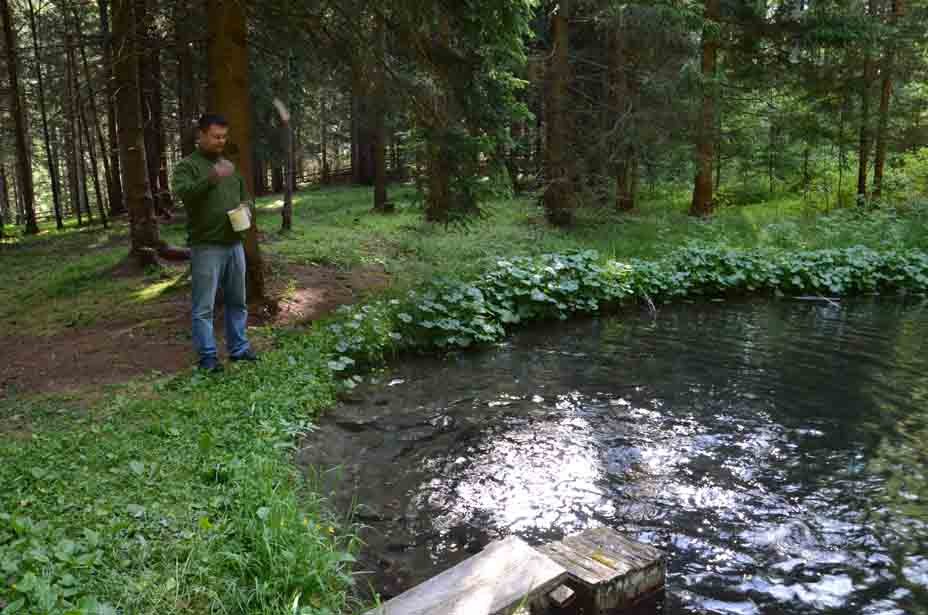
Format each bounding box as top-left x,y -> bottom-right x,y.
2,184 -> 928,614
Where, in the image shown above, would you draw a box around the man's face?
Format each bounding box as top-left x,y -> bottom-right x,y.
198,124 -> 228,155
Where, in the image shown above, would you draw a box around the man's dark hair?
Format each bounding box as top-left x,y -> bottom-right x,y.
198,113 -> 229,132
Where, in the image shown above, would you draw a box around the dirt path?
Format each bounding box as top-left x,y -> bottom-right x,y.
0,263 -> 390,399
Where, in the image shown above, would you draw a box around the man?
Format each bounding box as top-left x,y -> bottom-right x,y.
171,114 -> 258,372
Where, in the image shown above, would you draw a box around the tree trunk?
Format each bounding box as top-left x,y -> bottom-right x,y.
372,15 -> 389,212
252,157 -> 264,196
768,123 -> 776,194
76,9 -> 113,215
27,0 -> 63,229
507,120 -> 524,194
175,0 -> 198,157
282,57 -> 294,231
425,140 -> 452,222
78,70 -> 108,228
423,14 -> 457,223
320,95 -> 330,184
609,25 -> 634,212
99,0 -> 125,215
113,0 -> 160,257
543,0 -> 574,226
69,32 -> 95,226
294,125 -> 302,188
617,147 -> 637,212
873,0 -> 903,199
282,125 -> 293,230
857,0 -> 877,200
2,0 -> 39,234
13,166 -> 25,225
138,0 -> 172,218
715,108 -> 723,190
77,127 -> 94,226
64,32 -> 83,225
0,165 -> 8,238
208,0 -> 266,305
838,95 -> 847,208
351,73 -> 376,186
689,0 -> 720,217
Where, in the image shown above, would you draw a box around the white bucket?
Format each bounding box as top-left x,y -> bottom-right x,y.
228,204 -> 251,232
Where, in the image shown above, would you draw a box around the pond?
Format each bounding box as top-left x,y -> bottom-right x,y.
298,298 -> 928,614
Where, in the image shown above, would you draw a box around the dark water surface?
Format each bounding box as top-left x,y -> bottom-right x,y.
298,299 -> 928,614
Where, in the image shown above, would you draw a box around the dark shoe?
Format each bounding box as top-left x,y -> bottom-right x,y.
198,357 -> 224,373
230,349 -> 259,363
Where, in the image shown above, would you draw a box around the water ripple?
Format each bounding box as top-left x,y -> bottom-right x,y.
299,298 -> 928,613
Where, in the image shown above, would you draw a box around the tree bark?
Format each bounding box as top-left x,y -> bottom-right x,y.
2,0 -> 39,234
27,0 -> 63,229
351,71 -> 376,186
208,0 -> 266,304
78,68 -> 108,228
857,0 -> 877,200
113,0 -> 160,257
64,32 -> 84,225
282,124 -> 293,230
69,31 -> 95,225
175,0 -> 198,157
689,0 -> 720,217
13,165 -> 25,225
543,0 -> 574,226
372,15 -> 389,212
138,0 -> 172,217
715,108 -> 723,190
99,0 -> 125,215
76,9 -> 113,215
873,0 -> 903,199
423,14 -> 456,223
282,56 -> 293,231
0,165 -> 8,238
320,94 -> 329,184
609,25 -> 635,212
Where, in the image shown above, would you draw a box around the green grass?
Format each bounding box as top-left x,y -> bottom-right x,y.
257,183 -> 928,287
1,336 -> 361,615
2,181 -> 927,614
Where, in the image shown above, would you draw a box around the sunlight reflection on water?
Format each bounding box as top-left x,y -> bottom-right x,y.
300,298 -> 928,614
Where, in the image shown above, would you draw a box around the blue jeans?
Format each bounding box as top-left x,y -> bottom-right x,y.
191,243 -> 251,361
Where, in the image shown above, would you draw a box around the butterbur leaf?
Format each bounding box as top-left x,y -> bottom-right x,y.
83,529 -> 100,548
198,431 -> 213,453
1,599 -> 25,614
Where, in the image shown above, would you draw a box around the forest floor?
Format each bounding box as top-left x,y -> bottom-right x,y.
0,254 -> 389,400
2,181 -> 923,408
0,208 -> 393,402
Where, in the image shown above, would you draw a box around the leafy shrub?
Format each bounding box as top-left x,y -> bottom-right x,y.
631,245 -> 928,300
479,251 -> 633,324
320,245 -> 928,378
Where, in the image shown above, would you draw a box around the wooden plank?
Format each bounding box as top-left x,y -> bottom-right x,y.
366,536 -> 568,615
539,527 -> 664,588
538,528 -> 666,614
539,541 -> 620,588
548,585 -> 576,608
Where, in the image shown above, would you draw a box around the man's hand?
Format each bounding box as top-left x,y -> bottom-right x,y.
208,159 -> 235,184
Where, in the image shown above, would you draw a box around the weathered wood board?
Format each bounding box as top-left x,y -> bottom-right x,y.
538,527 -> 666,613
366,536 -> 569,615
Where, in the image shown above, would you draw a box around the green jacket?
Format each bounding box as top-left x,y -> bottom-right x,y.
171,150 -> 249,245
